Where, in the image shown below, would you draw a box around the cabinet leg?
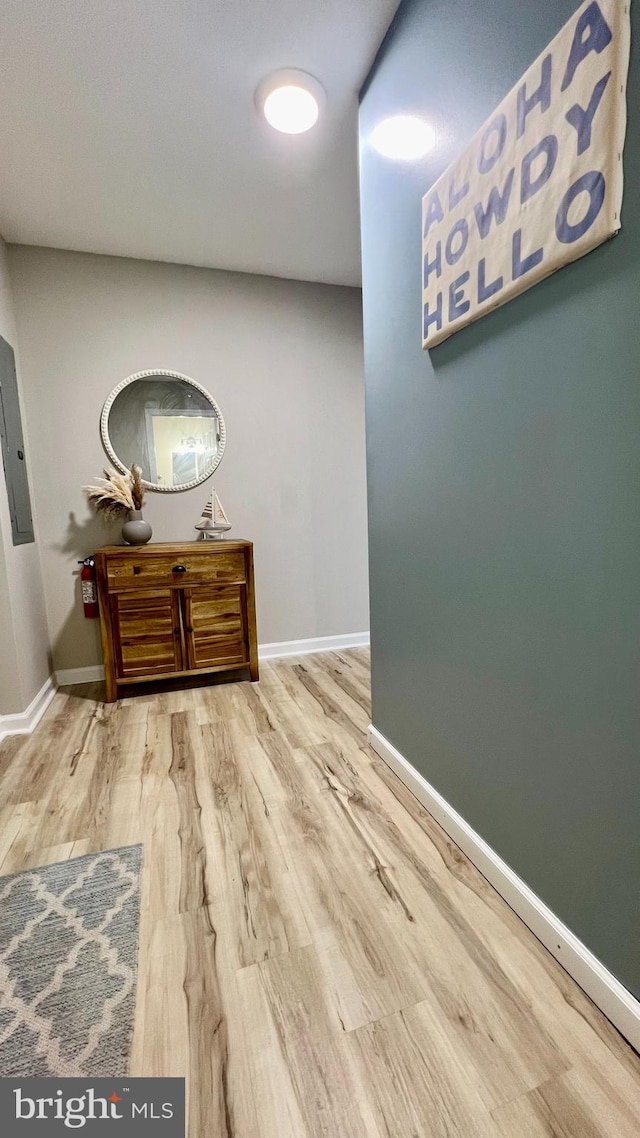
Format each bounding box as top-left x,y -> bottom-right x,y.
250,660 -> 259,682
104,672 -> 117,703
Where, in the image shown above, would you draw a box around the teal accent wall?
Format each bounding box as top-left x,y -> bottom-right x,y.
359,0 -> 640,997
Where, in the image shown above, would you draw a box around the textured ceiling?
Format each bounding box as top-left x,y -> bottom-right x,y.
0,0 -> 399,286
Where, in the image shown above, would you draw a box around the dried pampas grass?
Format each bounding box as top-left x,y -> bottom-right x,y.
129,463 -> 145,511
84,464 -> 146,522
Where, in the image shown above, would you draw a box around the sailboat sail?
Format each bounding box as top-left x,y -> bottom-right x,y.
213,493 -> 229,526
195,488 -> 231,537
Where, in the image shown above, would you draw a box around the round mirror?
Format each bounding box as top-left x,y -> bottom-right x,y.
100,370 -> 226,492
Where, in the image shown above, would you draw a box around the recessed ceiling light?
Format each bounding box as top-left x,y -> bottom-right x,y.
370,115 -> 436,161
256,70 -> 325,135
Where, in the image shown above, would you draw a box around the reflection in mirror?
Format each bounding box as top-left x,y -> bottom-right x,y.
101,372 -> 226,492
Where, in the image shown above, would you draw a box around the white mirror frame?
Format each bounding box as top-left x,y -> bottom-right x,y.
100,369 -> 227,493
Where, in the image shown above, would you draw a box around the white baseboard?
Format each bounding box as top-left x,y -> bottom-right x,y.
55,665 -> 105,687
0,676 -> 56,744
368,723 -> 640,1053
259,631 -> 370,660
55,632 -> 371,687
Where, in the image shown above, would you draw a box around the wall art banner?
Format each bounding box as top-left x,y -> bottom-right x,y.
421,0 -> 631,348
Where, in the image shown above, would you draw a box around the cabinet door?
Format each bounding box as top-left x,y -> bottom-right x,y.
183,584 -> 248,670
112,588 -> 183,679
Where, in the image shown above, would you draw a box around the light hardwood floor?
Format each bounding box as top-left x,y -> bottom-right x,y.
1,648 -> 639,1136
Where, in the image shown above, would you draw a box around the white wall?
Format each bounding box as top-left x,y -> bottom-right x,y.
8,246 -> 369,674
0,237 -> 50,713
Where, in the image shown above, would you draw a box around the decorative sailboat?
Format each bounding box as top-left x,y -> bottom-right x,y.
194,489 -> 231,539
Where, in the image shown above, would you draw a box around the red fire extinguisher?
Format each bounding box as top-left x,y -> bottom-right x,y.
79,557 -> 99,619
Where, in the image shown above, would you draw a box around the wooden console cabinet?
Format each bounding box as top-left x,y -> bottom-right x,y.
94,540 -> 258,702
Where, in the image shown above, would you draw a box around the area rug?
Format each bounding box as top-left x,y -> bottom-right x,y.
0,844 -> 142,1077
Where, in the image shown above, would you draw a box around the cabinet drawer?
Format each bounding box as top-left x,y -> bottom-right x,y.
105,550 -> 246,591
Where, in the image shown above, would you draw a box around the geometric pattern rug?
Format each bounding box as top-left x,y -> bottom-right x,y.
0,844 -> 142,1077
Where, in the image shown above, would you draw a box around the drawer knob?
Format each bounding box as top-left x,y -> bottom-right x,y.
172,564 -> 187,573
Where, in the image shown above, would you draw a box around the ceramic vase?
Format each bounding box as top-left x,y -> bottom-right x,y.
122,509 -> 152,545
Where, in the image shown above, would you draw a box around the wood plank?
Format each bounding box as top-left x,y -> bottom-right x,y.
194,719 -> 312,966
345,1000 -> 499,1137
236,946 -> 381,1138
490,1069 -> 640,1138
